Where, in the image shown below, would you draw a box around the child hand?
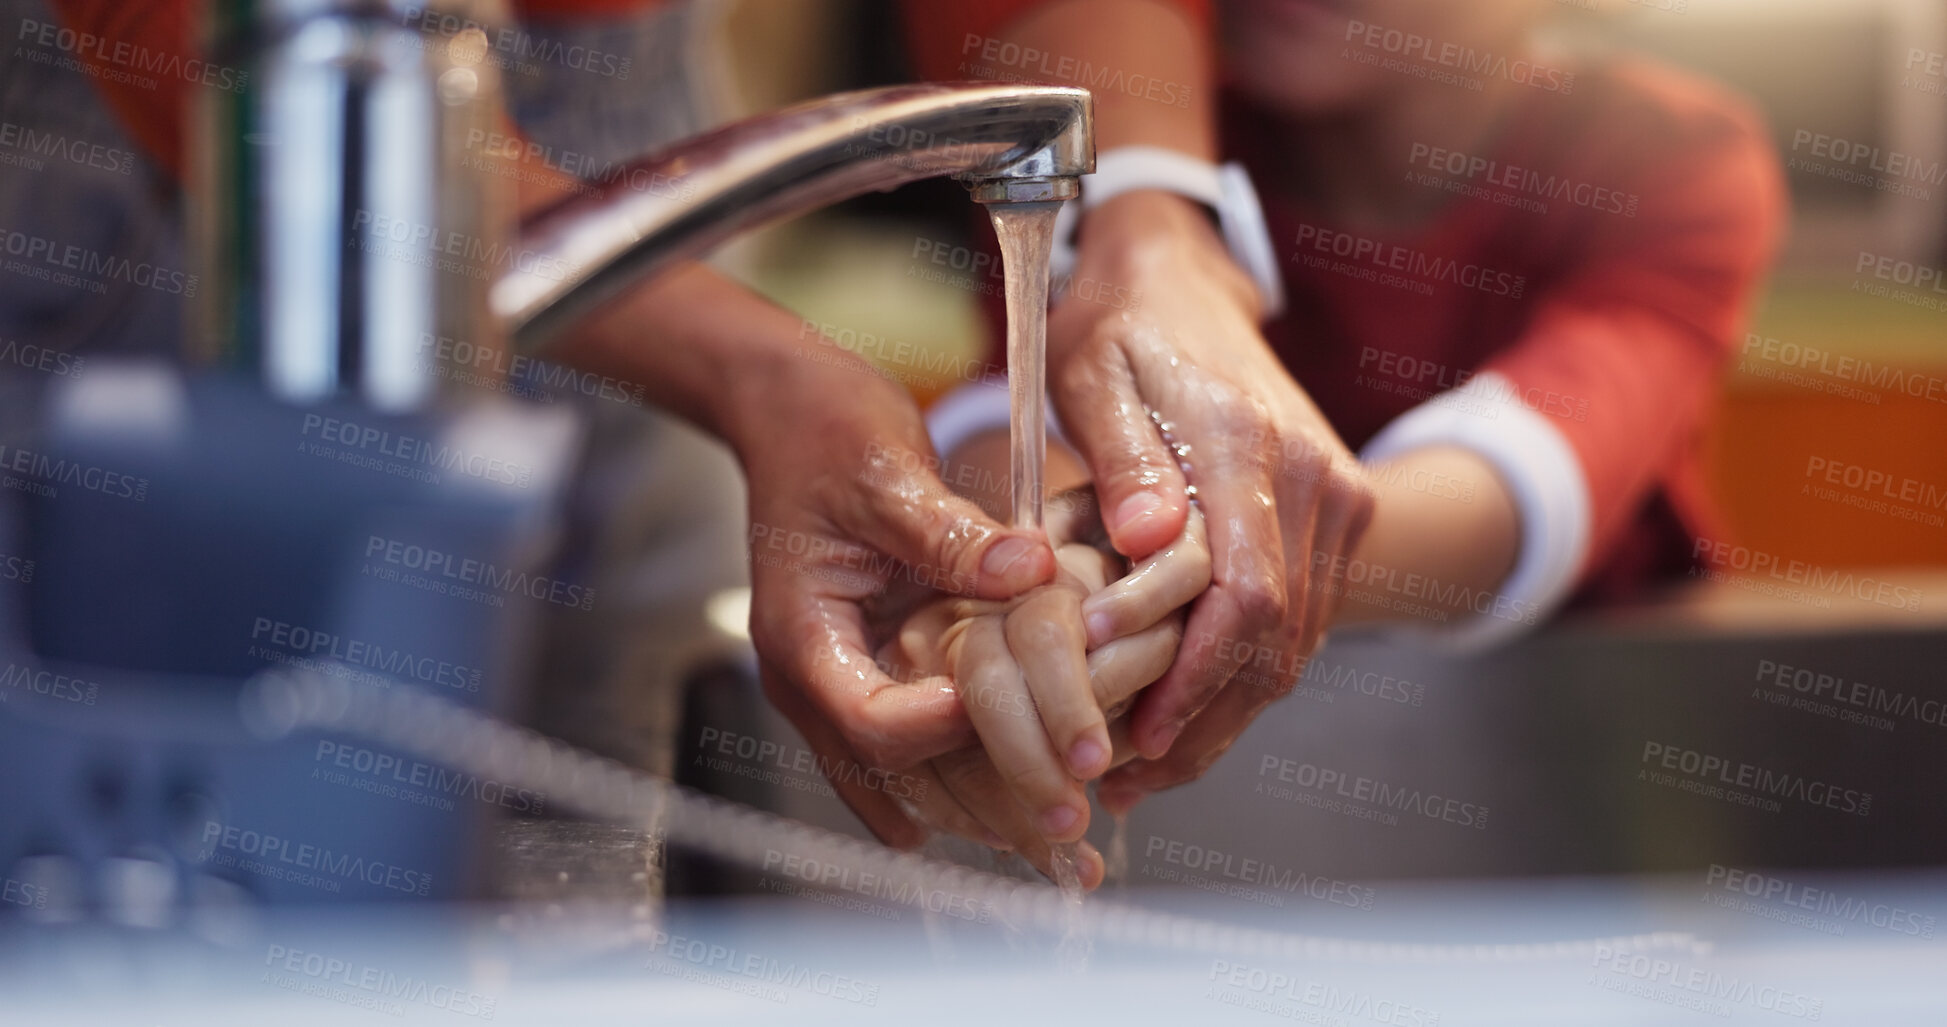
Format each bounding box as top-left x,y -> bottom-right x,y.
876,492 -> 1210,883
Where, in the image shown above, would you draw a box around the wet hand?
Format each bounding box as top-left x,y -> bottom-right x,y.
1049,191 -> 1376,810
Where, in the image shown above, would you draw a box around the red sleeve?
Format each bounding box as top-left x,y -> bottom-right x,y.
1481,78 -> 1785,569
35,0 -> 670,179
37,1 -> 197,177
899,0 -> 1211,82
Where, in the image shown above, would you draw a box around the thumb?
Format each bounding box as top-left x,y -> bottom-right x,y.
837,446 -> 1055,599
1050,348 -> 1188,559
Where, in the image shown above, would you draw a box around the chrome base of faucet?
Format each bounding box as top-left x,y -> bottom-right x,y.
968,176 -> 1082,206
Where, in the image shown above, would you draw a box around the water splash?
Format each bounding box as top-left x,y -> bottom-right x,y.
1048,842 -> 1091,971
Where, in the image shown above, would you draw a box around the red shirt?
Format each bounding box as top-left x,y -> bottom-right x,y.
1227,65 -> 1782,599
904,0 -> 1782,601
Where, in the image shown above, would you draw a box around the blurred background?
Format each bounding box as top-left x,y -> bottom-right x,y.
721,0 -> 1947,568
655,0 -> 1947,887
3,0 -> 1946,1006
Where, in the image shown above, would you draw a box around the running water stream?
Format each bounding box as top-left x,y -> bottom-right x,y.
986,200 -> 1089,962
985,201 -> 1061,534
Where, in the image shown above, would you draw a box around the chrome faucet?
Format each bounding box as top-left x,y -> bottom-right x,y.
190,0 -> 1093,411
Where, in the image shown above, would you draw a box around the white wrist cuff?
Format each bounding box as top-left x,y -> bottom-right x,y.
1357,371 -> 1592,650
925,377 -> 1065,460
1050,145 -> 1286,320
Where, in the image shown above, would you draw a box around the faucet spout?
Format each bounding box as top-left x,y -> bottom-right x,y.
496,83 -> 1093,352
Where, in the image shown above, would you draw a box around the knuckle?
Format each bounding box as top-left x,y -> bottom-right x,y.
918,507 -> 978,576
1005,763 -> 1069,802
844,732 -> 898,773
1228,574 -> 1289,630
936,752 -> 987,792
1212,393 -> 1272,443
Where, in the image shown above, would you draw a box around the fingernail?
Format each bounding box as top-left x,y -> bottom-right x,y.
1112,492 -> 1163,535
1068,737 -> 1108,779
1078,843 -> 1105,890
1038,804 -> 1082,838
1083,610 -> 1114,647
1141,718 -> 1185,760
980,536 -> 1040,587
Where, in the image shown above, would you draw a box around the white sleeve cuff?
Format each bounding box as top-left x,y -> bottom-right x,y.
924,377 -> 1064,459
1357,371 -> 1592,650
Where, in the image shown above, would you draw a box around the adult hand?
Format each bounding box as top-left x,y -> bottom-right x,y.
728,333 -> 1061,835
1048,191 -> 1376,812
